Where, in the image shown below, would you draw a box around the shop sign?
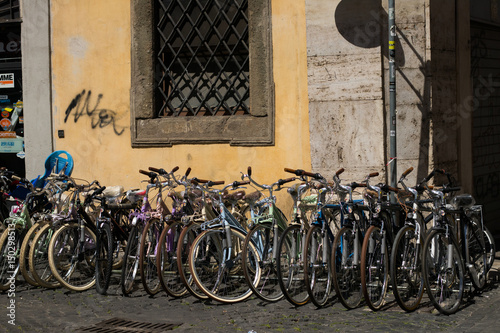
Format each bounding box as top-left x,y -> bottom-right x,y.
0,138 -> 23,152
0,73 -> 14,88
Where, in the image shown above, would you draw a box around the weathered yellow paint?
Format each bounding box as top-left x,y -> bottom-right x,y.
51,0 -> 311,197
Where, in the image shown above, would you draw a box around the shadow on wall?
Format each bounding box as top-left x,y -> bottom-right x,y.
334,0 -> 405,66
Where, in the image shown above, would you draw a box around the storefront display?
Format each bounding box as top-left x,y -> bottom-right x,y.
0,21 -> 24,175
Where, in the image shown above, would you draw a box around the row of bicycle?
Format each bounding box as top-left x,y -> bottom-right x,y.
0,165 -> 495,315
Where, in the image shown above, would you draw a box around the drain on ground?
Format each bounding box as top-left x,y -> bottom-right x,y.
77,317 -> 181,332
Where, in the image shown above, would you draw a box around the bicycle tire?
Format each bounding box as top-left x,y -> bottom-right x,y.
390,224 -> 424,312
242,222 -> 283,302
121,225 -> 141,296
139,218 -> 164,296
332,226 -> 362,309
110,210 -> 130,270
28,223 -> 61,289
303,224 -> 333,307
277,224 -> 310,306
48,222 -> 97,292
482,224 -> 495,272
360,225 -> 389,311
422,228 -> 464,315
0,226 -> 21,291
176,222 -> 209,300
19,221 -> 45,287
189,227 -> 260,303
95,222 -> 113,295
157,220 -> 187,297
467,216 -> 495,290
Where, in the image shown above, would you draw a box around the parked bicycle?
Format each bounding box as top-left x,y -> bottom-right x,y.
187,177 -> 261,303
95,185 -> 140,295
47,176 -> 101,292
421,169 -> 495,315
240,167 -> 295,302
276,168 -> 323,306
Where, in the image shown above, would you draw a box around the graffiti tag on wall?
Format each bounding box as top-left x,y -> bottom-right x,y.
64,89 -> 126,136
475,172 -> 500,199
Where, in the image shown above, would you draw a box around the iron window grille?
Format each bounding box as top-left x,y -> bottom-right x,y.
155,0 -> 249,117
0,0 -> 20,22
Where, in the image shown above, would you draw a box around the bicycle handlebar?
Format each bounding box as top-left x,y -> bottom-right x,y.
242,167 -> 296,193
139,169 -> 156,179
443,186 -> 460,193
11,175 -> 29,184
191,178 -> 225,186
232,180 -> 250,188
278,177 -> 296,186
284,168 -> 323,180
350,182 -> 367,189
383,185 -> 400,193
148,166 -> 180,181
148,167 -> 166,175
402,167 -> 413,177
94,185 -> 107,196
419,168 -> 456,189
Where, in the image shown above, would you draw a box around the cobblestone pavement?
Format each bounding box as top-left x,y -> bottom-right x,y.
2,256 -> 500,333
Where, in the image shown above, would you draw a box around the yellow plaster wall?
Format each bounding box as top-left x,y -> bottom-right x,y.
50,0 -> 311,193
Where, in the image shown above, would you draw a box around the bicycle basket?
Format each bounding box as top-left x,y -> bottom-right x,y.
452,194 -> 475,209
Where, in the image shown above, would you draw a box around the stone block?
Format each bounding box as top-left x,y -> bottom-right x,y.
308,54 -> 382,102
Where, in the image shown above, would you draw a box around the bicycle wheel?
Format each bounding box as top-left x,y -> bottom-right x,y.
332,226 -> 362,309
0,226 -> 21,291
19,221 -> 45,287
139,218 -> 164,296
189,227 -> 259,303
422,228 -> 464,315
277,224 -> 310,306
29,223 -> 61,289
390,224 -> 424,312
303,224 -> 333,307
463,217 -> 487,290
48,222 -> 97,292
360,225 -> 389,311
121,225 -> 141,296
176,222 -> 209,300
95,222 -> 113,295
110,210 -> 131,270
242,222 -> 283,302
157,221 -> 187,297
482,224 -> 495,272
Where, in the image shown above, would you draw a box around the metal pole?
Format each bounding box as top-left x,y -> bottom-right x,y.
388,0 -> 397,200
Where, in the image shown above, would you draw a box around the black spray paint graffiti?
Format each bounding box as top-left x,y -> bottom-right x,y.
64,90 -> 126,136
474,172 -> 500,199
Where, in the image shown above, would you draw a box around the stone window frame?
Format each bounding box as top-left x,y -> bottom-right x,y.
130,0 -> 275,147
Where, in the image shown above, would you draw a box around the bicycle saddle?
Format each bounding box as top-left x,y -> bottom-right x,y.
243,191 -> 262,205
223,190 -> 245,202
103,186 -> 124,199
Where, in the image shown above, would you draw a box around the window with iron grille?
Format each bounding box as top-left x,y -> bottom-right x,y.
155,0 -> 249,117
0,0 -> 20,22
131,0 -> 274,147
